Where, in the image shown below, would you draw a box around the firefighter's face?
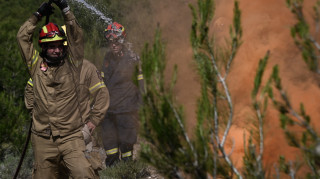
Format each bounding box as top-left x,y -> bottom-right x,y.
110,41 -> 123,55
107,37 -> 123,55
45,41 -> 64,58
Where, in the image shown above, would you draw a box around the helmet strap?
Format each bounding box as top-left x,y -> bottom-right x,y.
45,55 -> 66,67
40,46 -> 67,67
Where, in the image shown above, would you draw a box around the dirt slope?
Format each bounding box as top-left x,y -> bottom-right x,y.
211,0 -> 320,170
131,0 -> 320,175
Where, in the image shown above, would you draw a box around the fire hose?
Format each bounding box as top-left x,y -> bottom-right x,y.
13,1 -> 53,178
13,119 -> 32,179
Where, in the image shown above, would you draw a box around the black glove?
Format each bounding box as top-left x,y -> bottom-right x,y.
53,0 -> 70,12
35,2 -> 54,18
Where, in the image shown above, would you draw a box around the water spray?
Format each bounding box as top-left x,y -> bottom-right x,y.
70,0 -> 112,25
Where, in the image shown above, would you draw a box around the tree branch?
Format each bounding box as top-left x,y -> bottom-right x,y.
218,144 -> 243,179
168,101 -> 199,167
279,90 -> 318,138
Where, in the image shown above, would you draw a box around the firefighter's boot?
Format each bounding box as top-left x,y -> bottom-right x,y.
105,153 -> 120,167
105,148 -> 120,167
120,144 -> 133,162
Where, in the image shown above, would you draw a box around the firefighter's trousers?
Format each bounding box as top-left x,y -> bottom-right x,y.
31,131 -> 95,179
101,111 -> 139,161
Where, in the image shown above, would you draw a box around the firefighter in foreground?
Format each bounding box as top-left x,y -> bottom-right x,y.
17,0 -> 109,178
24,59 -> 109,178
101,22 -> 144,167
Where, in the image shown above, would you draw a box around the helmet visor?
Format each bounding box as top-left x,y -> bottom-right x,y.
106,36 -> 124,45
105,29 -> 123,38
40,30 -> 65,40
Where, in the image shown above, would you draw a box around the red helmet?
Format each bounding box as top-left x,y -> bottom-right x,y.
104,22 -> 126,43
39,23 -> 66,45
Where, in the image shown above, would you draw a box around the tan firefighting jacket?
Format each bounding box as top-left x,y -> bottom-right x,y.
25,60 -> 110,132
17,11 -> 108,137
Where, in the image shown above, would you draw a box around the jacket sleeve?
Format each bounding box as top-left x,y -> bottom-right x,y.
63,11 -> 84,72
87,65 -> 110,126
24,78 -> 34,111
16,15 -> 40,76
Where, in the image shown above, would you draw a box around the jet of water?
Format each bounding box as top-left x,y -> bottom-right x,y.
70,0 -> 112,25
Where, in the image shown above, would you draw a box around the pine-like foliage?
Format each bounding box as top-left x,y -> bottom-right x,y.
139,0 -> 244,178
243,51 -> 270,179
252,53 -> 320,177
190,0 -> 242,178
0,0 -> 35,160
266,65 -> 320,178
139,28 -> 203,178
287,0 -> 320,74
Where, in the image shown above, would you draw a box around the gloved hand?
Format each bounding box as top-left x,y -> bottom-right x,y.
53,0 -> 70,13
35,2 -> 54,18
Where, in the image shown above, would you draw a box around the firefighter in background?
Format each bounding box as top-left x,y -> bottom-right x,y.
101,22 -> 144,167
17,0 -> 109,178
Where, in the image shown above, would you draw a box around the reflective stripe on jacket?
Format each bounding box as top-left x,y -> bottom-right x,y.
24,78 -> 34,110
77,60 -> 109,126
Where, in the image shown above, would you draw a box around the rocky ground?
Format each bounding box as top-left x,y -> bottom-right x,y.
133,138 -> 164,179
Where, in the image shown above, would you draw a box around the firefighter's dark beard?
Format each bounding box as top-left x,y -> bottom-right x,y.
40,48 -> 67,67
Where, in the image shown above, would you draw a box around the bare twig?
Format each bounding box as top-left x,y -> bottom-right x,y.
274,164 -> 281,179
305,155 -> 318,177
210,130 -> 218,179
289,161 -> 296,179
224,42 -> 238,80
207,47 -> 234,147
309,36 -> 320,50
218,144 -> 243,179
207,41 -> 240,178
168,101 -> 199,167
213,96 -> 219,179
255,106 -> 264,173
214,56 -> 234,148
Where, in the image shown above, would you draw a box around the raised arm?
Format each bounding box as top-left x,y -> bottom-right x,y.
16,2 -> 53,75
54,0 -> 84,71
